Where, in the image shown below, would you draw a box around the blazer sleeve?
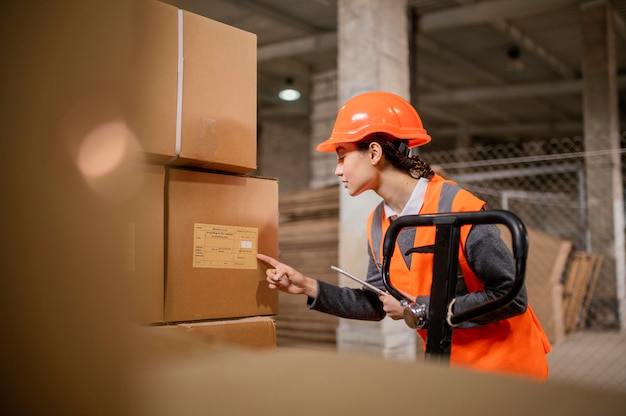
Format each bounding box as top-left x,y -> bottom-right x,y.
307,243 -> 386,321
454,223 -> 528,328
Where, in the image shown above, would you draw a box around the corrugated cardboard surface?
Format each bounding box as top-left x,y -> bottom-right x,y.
128,0 -> 257,173
164,168 -> 279,322
174,317 -> 276,349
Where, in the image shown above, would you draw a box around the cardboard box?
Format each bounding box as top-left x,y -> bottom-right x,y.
173,317 -> 276,349
128,0 -> 257,173
165,168 -> 279,322
126,163 -> 166,324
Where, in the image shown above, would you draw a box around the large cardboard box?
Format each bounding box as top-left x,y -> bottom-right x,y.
173,317 -> 276,349
165,168 -> 279,322
128,0 -> 257,173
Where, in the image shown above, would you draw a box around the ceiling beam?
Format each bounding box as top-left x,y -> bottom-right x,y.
417,32 -> 571,120
452,0 -> 576,79
259,103 -> 310,118
417,75 -> 518,122
233,0 -> 319,34
255,0 -> 585,70
417,36 -> 503,84
258,32 -> 337,62
490,18 -> 577,79
418,106 -> 468,126
420,75 -> 626,104
419,0 -> 581,32
430,120 -> 583,137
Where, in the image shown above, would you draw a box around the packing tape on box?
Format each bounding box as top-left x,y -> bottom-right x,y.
175,9 -> 183,157
194,117 -> 217,159
167,8 -> 223,164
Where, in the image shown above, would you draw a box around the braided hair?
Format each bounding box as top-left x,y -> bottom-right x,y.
356,133 -> 434,179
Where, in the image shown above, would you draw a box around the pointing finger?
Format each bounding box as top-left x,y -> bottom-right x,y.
257,253 -> 279,267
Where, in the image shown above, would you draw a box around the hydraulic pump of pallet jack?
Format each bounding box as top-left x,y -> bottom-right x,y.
401,300 -> 427,329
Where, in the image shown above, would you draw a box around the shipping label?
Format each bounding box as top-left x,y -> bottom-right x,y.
192,223 -> 258,269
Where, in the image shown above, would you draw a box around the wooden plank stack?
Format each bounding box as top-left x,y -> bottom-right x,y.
562,252 -> 604,332
499,225 -> 605,343
275,185 -> 340,349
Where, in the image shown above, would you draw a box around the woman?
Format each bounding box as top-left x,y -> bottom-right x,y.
257,91 -> 550,380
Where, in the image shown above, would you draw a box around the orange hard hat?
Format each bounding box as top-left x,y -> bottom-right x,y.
316,91 -> 431,152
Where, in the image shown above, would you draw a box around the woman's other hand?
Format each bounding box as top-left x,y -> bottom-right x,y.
379,292 -> 405,320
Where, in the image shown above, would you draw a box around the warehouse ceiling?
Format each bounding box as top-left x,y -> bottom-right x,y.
163,0 -> 626,144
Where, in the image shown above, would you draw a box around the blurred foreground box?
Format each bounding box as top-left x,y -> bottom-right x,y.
131,328 -> 626,416
127,163 -> 167,324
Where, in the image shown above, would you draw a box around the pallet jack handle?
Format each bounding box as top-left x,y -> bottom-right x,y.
381,210 -> 528,358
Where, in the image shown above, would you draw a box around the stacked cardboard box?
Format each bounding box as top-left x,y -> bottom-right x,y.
126,0 -> 278,349
127,0 -> 257,173
164,317 -> 277,350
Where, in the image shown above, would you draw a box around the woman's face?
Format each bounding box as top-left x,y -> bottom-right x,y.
334,143 -> 378,196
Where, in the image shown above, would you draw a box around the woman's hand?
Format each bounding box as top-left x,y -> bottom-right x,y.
379,293 -> 405,320
257,253 -> 318,298
379,288 -> 416,320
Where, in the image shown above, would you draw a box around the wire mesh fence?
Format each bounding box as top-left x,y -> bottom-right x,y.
422,134 -> 626,393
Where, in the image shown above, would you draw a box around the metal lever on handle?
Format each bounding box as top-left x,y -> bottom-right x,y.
381,210 -> 528,359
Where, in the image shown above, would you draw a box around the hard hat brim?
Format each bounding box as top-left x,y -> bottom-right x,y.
316,131 -> 431,152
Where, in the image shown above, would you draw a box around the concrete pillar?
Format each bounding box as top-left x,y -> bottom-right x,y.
580,1 -> 625,329
335,0 -> 417,360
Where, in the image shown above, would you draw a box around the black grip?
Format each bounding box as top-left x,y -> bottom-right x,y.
381,210 -> 528,326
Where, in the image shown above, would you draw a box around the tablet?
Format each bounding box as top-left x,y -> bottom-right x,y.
331,265 -> 387,296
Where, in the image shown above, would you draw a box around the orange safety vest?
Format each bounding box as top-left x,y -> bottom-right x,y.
367,174 -> 551,380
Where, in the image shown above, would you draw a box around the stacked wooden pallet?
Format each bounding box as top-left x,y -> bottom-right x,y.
562,252 -> 604,333
499,225 -> 604,343
275,185 -> 340,349
498,225 -> 572,344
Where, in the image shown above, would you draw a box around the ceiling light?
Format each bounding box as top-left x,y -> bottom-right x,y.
506,45 -> 525,77
278,77 -> 301,101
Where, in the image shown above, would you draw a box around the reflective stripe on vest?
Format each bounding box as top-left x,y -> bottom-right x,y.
370,181 -> 461,270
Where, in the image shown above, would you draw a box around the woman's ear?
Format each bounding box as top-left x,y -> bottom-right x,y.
369,141 -> 383,165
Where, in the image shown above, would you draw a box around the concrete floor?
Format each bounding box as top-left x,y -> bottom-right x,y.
547,330 -> 626,394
